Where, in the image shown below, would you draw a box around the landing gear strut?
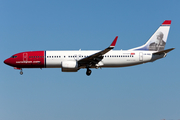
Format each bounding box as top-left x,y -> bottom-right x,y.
20,69 -> 23,75
86,68 -> 92,76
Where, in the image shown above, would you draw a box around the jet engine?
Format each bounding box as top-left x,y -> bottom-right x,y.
61,61 -> 78,72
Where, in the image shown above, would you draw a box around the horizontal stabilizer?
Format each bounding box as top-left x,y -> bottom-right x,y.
153,48 -> 175,55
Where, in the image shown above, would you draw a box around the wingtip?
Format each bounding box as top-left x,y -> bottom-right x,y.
110,36 -> 118,47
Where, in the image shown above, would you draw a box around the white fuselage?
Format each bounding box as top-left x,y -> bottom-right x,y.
45,50 -> 163,68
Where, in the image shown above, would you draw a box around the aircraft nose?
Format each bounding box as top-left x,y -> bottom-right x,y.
4,59 -> 8,64
4,58 -> 11,66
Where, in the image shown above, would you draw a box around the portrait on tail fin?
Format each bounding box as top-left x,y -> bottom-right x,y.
148,32 -> 166,51
129,20 -> 171,51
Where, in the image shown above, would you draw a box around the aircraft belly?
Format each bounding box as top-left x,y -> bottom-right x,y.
102,58 -> 142,67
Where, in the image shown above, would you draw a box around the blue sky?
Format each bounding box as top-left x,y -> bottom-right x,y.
0,0 -> 180,120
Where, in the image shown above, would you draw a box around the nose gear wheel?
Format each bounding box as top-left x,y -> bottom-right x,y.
20,69 -> 23,75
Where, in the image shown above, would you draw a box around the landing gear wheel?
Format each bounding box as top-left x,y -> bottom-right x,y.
20,70 -> 23,75
86,69 -> 92,76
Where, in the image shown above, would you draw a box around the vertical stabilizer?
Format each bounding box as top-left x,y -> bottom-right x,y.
130,20 -> 171,51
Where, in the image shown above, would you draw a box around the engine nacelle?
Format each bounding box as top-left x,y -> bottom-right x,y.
61,61 -> 78,72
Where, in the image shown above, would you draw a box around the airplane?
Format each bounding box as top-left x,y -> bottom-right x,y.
4,20 -> 174,76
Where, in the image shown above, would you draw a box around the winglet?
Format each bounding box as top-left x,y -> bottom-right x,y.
109,36 -> 118,48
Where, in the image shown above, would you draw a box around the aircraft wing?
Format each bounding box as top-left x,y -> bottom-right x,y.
78,36 -> 118,68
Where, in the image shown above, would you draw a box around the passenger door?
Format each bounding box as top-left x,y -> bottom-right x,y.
139,52 -> 143,61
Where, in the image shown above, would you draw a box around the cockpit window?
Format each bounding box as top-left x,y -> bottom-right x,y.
11,56 -> 17,58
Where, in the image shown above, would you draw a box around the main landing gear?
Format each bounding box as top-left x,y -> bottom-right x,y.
86,68 -> 92,76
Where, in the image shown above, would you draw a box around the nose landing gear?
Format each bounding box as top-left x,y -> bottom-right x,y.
14,67 -> 23,75
20,69 -> 23,75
